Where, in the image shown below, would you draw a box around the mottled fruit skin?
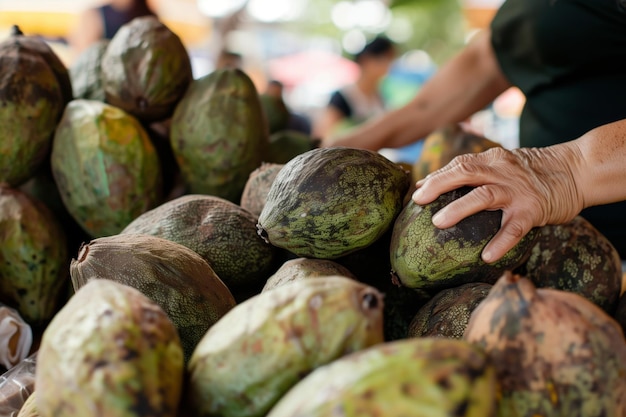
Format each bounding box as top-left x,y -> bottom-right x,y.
171,68 -> 269,202
390,187 -> 537,290
70,234 -> 236,362
267,337 -> 497,417
51,99 -> 162,237
0,186 -> 68,325
36,279 -> 184,417
262,257 -> 357,292
407,282 -> 492,339
0,34 -> 64,186
101,16 -> 192,122
240,163 -> 284,218
464,272 -> 626,417
412,123 -> 501,183
121,194 -> 276,296
516,216 -> 623,313
258,147 -> 410,259
187,276 -> 385,417
69,39 -> 109,102
6,25 -> 73,106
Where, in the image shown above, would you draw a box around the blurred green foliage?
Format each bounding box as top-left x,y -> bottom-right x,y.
280,0 -> 466,65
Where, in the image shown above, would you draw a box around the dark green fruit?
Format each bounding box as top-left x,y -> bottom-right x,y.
407,282 -> 492,339
0,27 -> 66,186
51,99 -> 162,237
258,147 -> 410,259
101,16 -> 193,122
0,186 -> 68,326
171,68 -> 269,202
7,25 -> 72,106
69,39 -> 109,102
70,233 -> 236,362
516,216 -> 623,313
121,194 -> 276,298
390,187 -> 537,291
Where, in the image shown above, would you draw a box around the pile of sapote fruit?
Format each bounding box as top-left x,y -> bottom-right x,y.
1,17 -> 625,417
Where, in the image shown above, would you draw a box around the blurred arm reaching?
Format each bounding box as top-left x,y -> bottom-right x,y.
322,30 -> 512,150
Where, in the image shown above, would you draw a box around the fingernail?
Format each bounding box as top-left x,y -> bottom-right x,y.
482,250 -> 494,263
412,188 -> 423,201
432,210 -> 445,227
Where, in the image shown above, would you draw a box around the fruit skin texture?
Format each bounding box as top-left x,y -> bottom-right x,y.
0,34 -> 64,187
262,257 -> 357,292
69,39 -> 109,102
407,282 -> 492,339
0,186 -> 68,326
266,337 -> 497,417
257,147 -> 410,259
35,279 -> 184,417
464,271 -> 626,417
390,187 -> 537,291
51,99 -> 162,237
516,215 -> 623,313
171,68 -> 268,203
101,16 -> 192,122
121,194 -> 276,296
6,26 -> 73,106
187,276 -> 384,417
70,234 -> 236,362
240,163 -> 284,218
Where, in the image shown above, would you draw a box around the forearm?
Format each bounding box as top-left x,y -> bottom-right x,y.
323,30 -> 511,150
569,119 -> 626,208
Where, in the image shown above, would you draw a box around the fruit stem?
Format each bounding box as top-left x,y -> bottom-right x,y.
77,243 -> 90,263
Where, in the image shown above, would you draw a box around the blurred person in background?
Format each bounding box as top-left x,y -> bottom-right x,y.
314,35 -> 396,140
323,0 -> 626,262
69,0 -> 156,54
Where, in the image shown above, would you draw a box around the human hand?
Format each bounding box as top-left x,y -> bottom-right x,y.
411,145 -> 585,263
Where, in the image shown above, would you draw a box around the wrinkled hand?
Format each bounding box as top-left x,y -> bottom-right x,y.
412,146 -> 585,263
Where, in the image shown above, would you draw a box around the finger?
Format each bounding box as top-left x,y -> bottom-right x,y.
413,152 -> 499,205
481,216 -> 531,263
430,184 -> 509,229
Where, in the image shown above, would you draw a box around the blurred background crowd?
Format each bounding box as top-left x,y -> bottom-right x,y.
0,0 -> 523,163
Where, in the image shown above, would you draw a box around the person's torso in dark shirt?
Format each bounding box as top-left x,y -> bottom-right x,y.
99,4 -> 155,39
491,0 -> 626,147
491,0 -> 626,258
